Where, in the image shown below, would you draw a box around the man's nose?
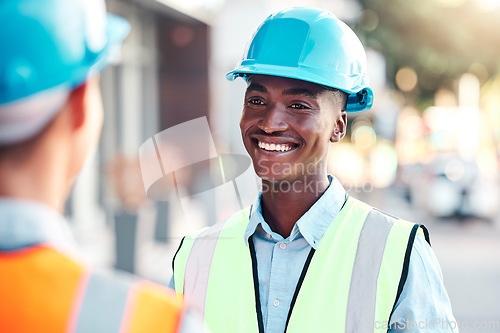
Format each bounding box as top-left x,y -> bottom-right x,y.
257,104 -> 288,133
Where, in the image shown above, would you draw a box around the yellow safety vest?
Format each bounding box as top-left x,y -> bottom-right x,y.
173,196 -> 429,333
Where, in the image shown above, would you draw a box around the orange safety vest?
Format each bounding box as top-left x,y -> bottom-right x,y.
0,244 -> 184,333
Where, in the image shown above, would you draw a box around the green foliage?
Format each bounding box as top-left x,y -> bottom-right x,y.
356,0 -> 500,104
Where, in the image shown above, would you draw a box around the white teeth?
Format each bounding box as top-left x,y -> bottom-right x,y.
258,141 -> 293,152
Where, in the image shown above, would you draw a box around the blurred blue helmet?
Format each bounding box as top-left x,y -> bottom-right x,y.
226,7 -> 373,112
0,0 -> 130,105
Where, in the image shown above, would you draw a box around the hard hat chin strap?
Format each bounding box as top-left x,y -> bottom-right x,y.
0,86 -> 70,145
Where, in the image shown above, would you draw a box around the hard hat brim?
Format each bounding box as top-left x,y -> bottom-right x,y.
106,14 -> 131,51
86,13 -> 130,77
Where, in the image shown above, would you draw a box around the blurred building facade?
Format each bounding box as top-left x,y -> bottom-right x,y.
68,0 -> 212,280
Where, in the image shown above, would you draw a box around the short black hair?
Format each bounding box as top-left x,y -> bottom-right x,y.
320,85 -> 348,111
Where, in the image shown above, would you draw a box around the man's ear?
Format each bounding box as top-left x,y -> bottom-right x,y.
330,111 -> 347,142
66,81 -> 90,130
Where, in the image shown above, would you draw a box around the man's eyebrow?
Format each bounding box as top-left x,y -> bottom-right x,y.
246,83 -> 267,94
282,88 -> 317,99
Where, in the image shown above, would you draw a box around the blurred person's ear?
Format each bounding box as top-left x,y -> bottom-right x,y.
67,83 -> 88,130
64,75 -> 104,179
67,76 -> 103,132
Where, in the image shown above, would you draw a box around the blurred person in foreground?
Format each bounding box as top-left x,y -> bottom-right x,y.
0,0 -> 200,332
171,7 -> 458,333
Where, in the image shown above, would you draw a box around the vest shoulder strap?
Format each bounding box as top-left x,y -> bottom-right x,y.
288,197 -> 423,333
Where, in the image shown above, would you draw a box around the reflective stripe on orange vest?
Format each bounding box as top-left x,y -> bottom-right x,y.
0,245 -> 183,333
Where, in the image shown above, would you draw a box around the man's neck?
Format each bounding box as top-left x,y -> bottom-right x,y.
0,142 -> 69,213
260,175 -> 330,238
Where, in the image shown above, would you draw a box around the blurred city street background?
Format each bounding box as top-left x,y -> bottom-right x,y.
64,0 -> 500,331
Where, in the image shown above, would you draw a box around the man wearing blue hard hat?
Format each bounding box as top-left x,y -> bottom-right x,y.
0,0 -> 201,332
171,7 -> 457,332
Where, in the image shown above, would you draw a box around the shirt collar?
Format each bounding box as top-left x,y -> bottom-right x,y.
0,198 -> 81,259
244,175 -> 347,249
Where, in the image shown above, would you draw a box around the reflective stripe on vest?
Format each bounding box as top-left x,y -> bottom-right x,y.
173,197 -> 427,333
0,245 -> 183,333
69,271 -> 133,332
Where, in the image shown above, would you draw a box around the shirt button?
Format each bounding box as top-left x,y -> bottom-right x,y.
273,299 -> 280,307
279,243 -> 286,250
266,233 -> 272,239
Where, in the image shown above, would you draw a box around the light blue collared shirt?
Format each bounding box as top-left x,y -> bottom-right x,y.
243,175 -> 457,333
0,198 -> 81,257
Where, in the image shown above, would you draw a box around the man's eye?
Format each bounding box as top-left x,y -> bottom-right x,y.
290,103 -> 308,110
248,98 -> 265,105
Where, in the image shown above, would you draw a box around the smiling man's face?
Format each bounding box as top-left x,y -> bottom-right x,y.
240,75 -> 347,185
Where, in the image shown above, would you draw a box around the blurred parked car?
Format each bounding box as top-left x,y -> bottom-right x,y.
400,155 -> 499,221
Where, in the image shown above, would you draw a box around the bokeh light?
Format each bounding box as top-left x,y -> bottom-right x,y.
368,142 -> 398,188
359,9 -> 379,31
353,125 -> 377,152
435,0 -> 466,7
395,67 -> 418,92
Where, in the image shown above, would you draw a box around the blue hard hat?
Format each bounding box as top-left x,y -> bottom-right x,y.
226,7 -> 374,112
0,0 -> 130,105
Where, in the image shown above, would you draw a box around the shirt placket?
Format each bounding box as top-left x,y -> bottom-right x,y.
266,240 -> 292,333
